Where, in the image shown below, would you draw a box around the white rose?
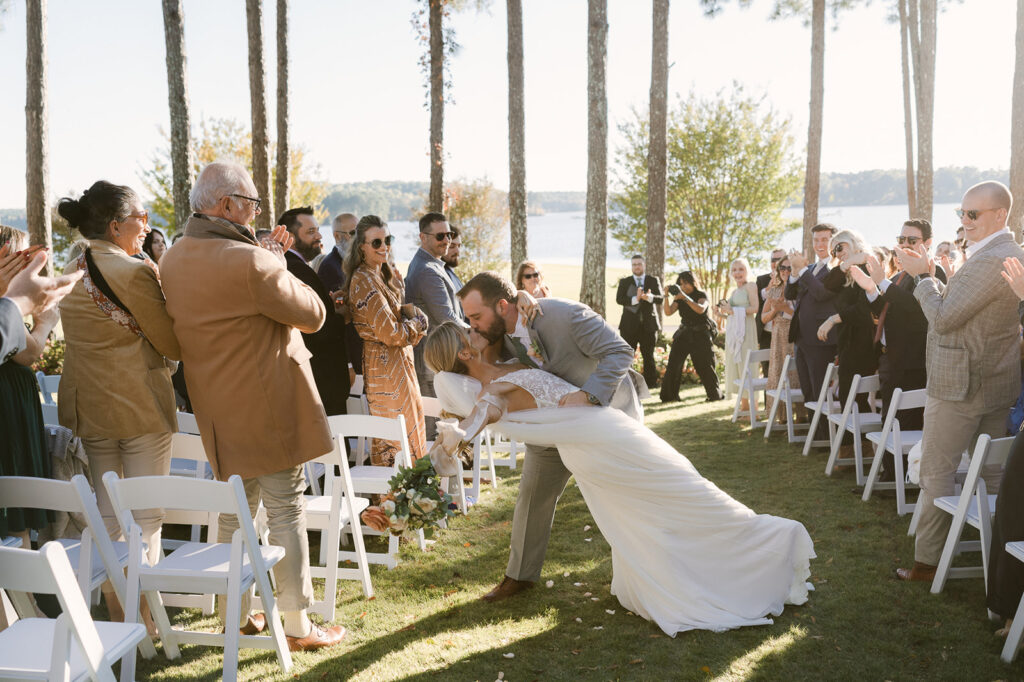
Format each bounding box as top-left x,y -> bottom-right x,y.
381,500 -> 396,515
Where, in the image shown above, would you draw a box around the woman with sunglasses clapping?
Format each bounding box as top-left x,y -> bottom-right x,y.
515,260 -> 551,299
343,215 -> 429,465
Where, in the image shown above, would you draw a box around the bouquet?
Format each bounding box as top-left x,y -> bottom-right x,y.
360,457 -> 457,538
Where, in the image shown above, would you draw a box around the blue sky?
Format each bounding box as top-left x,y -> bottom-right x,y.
0,0 -> 1016,207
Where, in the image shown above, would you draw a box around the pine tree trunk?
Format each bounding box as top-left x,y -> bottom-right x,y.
801,0 -> 825,257
161,0 -> 193,235
1008,0 -> 1024,240
898,0 -> 917,217
26,0 -> 52,274
581,0 -> 608,318
246,0 -> 273,230
645,0 -> 669,286
275,0 -> 290,217
507,0 -> 527,277
915,0 -> 936,223
429,0 -> 444,212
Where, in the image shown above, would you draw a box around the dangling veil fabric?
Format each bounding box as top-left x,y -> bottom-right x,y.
434,370 -> 815,636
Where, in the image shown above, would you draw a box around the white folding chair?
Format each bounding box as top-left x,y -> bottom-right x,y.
421,396 -> 469,514
40,402 -> 59,426
801,361 -> 840,456
104,472 -> 292,681
35,371 -> 60,406
929,434 -> 1012,594
350,374 -> 364,396
0,542 -> 148,682
762,354 -> 806,442
483,430 -> 519,470
730,348 -> 772,428
305,416 -> 373,620
860,388 -> 927,515
343,414 -> 427,568
1000,541 -> 1024,662
344,394 -> 371,466
824,373 -> 883,483
0,474 -> 157,659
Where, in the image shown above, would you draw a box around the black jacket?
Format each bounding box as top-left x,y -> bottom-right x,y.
616,274 -> 664,335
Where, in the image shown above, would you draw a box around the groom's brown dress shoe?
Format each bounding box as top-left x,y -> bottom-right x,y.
481,576 -> 534,602
896,561 -> 937,582
286,624 -> 347,652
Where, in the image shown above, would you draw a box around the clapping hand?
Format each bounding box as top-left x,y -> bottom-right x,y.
516,290 -> 542,323
864,253 -> 884,285
896,244 -> 933,277
1001,257 -> 1024,301
0,243 -> 26,297
259,225 -> 293,265
788,250 -> 809,273
848,263 -> 877,293
640,289 -> 655,303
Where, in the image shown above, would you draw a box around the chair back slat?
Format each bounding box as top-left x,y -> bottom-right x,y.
175,411 -> 201,435
326,414 -> 413,467
0,476 -> 84,514
104,473 -> 239,516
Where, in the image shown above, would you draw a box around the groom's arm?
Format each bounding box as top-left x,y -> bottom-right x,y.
569,305 -> 634,405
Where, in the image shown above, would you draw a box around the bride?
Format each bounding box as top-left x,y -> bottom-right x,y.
422,321 -> 815,636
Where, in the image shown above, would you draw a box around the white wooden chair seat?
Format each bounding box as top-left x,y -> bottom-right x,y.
933,493 -> 996,522
730,348 -> 772,428
825,373 -> 883,485
304,493 -> 370,518
0,617 -> 144,681
801,362 -> 840,456
865,430 -> 923,453
154,541 -> 285,581
348,465 -> 397,489
734,376 -> 769,391
803,399 -> 839,412
766,386 -> 803,402
763,355 -> 808,443
55,537 -> 132,590
827,411 -> 882,429
1000,541 -> 1024,661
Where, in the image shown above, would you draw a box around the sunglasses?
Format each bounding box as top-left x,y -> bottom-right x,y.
119,211 -> 149,225
955,207 -> 999,221
368,235 -> 395,249
777,265 -> 792,272
431,231 -> 454,242
896,236 -> 921,245
522,272 -> 540,280
831,243 -> 847,257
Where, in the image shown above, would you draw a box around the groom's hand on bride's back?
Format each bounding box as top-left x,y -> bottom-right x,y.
559,391 -> 597,407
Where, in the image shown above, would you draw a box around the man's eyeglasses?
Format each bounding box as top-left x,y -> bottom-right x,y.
522,273 -> 540,280
896,236 -> 921,245
430,231 -> 454,242
229,194 -> 262,212
347,230 -> 356,236
119,211 -> 149,225
955,207 -> 999,221
368,235 -> 395,249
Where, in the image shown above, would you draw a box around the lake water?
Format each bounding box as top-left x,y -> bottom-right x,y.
322,202 -> 965,268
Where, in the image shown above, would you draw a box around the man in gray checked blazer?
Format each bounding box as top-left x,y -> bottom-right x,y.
458,271 -> 640,602
405,212 -> 465,406
896,181 -> 1024,582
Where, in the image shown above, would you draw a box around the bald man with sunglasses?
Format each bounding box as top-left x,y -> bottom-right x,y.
894,181 -> 1024,583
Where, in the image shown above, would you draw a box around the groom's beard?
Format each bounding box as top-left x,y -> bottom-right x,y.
478,313 -> 508,345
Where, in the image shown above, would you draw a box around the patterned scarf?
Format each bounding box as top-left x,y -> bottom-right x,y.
77,248 -> 160,341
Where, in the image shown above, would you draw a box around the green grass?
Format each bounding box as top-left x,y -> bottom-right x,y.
133,389 -> 1019,681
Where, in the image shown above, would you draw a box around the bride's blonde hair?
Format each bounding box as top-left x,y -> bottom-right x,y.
423,321 -> 472,375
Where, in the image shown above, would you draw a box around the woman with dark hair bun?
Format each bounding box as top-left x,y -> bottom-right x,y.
659,270 -> 722,403
142,227 -> 167,265
56,180 -> 181,625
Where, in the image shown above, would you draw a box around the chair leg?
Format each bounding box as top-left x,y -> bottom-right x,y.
386,534 -> 400,570
862,443 -> 888,503
907,499 -> 923,536
930,502 -> 969,594
803,405 -> 822,456
253,558 -> 291,673
223,538 -> 244,682
1002,594 -> 1024,662
763,393 -> 780,440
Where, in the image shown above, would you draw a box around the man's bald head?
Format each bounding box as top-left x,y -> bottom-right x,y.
960,180 -> 1013,242
965,181 -> 1013,212
333,213 -> 357,245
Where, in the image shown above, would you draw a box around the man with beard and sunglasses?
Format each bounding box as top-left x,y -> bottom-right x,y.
456,271 -> 642,603
405,213 -> 466,435
280,206 -> 350,416
893,181 -> 1024,584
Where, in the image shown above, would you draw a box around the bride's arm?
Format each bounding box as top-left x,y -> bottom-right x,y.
436,383 -> 518,455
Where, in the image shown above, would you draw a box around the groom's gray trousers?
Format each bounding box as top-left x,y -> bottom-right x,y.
507,444 -> 572,582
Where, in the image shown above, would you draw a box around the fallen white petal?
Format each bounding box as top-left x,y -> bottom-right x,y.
583,592 -> 592,597
503,653 -> 515,659
593,626 -> 604,630
591,597 -> 600,601
605,609 -> 616,615
575,617 -> 582,623
573,582 -> 583,587
584,525 -> 592,531
545,580 -> 554,588
563,571 -> 570,577
584,538 -> 592,542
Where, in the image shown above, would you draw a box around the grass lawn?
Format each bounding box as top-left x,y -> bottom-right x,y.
132,387 -> 1019,680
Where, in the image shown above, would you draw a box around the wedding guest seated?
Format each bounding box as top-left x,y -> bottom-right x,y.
0,227 -> 61,549
344,215 -> 428,465
659,270 -> 722,403
716,258 -> 758,410
56,181 -> 181,624
160,161 -> 346,649
760,254 -> 804,422
142,227 -> 167,265
515,260 -> 551,299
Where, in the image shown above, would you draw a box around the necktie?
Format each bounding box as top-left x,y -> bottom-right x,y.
813,261 -> 825,276
508,335 -> 539,369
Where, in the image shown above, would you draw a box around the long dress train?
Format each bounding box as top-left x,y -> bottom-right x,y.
434,369 -> 814,636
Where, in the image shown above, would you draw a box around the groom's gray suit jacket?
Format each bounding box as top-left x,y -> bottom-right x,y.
504,296 -> 641,420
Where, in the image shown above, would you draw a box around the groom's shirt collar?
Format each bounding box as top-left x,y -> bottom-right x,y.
510,318 -> 544,367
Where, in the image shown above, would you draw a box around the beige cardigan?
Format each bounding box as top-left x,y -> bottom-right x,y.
58,240 -> 181,439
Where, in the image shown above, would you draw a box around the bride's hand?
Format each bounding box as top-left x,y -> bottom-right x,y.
516,290 -> 542,323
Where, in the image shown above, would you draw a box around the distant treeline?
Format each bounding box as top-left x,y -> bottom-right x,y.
0,167 -> 1010,227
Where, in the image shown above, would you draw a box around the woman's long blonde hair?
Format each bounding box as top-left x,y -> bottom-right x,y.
830,228 -> 869,287
423,321 -> 472,375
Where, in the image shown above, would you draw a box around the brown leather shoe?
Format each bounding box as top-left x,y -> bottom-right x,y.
286,624 -> 347,652
481,576 -> 534,603
896,561 -> 937,582
222,613 -> 267,636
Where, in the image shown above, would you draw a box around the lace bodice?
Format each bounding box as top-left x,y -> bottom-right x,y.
494,369 -> 579,409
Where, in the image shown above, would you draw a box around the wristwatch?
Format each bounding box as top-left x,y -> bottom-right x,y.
914,273 -> 932,285
584,391 -> 601,406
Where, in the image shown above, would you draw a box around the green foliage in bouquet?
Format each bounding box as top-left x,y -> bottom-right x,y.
374,458 -> 458,539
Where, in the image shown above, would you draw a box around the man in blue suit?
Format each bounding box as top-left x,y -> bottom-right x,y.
785,223 -> 839,437
405,212 -> 466,410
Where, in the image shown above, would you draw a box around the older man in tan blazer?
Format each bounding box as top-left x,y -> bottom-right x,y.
160,162 -> 345,651
896,181 -> 1024,582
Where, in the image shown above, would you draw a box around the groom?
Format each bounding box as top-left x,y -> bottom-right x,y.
458,272 -> 639,602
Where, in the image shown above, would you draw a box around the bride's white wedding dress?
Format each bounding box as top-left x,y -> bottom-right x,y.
434,368 -> 815,636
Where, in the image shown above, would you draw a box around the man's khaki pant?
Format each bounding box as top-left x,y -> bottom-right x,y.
915,391 -> 1007,565
217,465 -> 313,626
82,432 -> 173,567
506,444 -> 572,582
